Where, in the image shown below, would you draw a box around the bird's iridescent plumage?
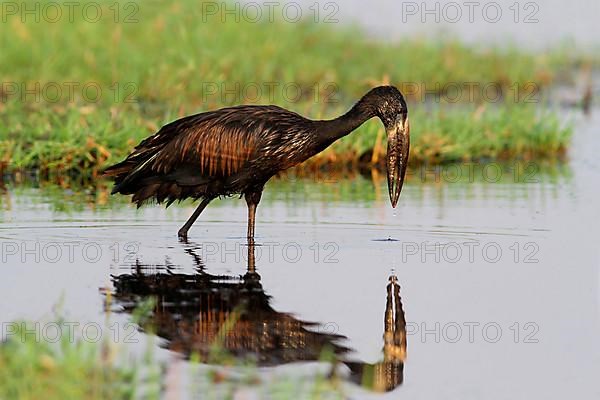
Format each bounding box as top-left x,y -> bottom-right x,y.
104,86 -> 410,238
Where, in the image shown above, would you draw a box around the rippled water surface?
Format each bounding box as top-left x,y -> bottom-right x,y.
1,111 -> 599,398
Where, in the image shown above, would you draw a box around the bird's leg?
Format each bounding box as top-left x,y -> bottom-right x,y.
245,190 -> 263,240
247,203 -> 256,240
178,197 -> 213,239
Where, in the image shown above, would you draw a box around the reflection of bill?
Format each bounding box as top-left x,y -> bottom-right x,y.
343,274 -> 407,392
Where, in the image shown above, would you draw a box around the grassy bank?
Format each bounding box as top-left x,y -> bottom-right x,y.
0,0 -> 575,176
0,101 -> 571,177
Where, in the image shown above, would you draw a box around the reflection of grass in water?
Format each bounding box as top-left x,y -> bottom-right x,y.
0,177 -> 126,213
0,0 -> 575,174
0,162 -> 572,213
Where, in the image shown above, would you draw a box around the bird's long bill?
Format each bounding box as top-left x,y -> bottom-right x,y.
386,116 -> 410,208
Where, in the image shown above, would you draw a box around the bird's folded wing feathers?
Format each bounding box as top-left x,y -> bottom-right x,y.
151,117 -> 258,177
104,105 -> 307,190
122,108 -> 266,180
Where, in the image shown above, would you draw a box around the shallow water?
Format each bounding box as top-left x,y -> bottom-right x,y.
1,110 -> 599,398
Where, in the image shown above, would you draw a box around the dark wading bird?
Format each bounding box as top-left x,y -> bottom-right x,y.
104,86 -> 410,239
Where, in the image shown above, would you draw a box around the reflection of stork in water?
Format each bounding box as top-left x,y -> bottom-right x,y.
109,242 -> 406,391
111,242 -> 349,364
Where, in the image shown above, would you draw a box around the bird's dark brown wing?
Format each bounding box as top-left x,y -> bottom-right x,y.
150,108 -> 260,178
104,105 -> 309,204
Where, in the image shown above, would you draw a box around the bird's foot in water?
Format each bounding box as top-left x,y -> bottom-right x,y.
178,228 -> 189,240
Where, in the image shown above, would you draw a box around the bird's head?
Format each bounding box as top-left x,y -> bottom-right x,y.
365,86 -> 410,208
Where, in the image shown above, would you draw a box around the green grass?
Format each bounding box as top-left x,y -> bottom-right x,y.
0,313 -> 345,400
0,321 -> 162,399
0,0 -> 576,176
0,101 -> 572,176
327,104 -> 571,166
0,1 -> 560,103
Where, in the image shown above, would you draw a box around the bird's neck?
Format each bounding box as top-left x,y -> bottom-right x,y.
317,99 -> 377,144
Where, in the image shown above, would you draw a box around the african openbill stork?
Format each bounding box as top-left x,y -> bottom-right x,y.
104,85 -> 410,239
